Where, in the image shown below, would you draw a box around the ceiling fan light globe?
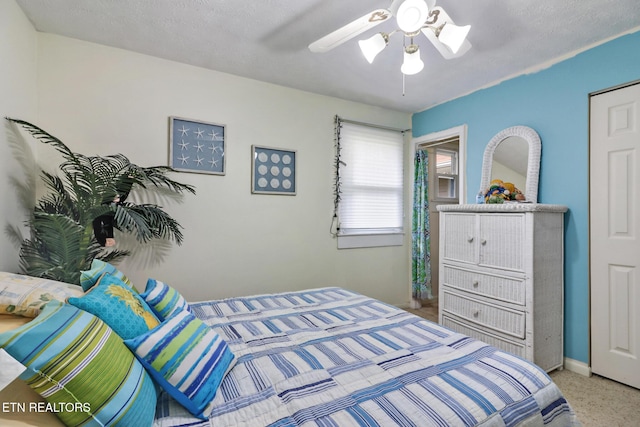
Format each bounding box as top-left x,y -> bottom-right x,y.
358,33 -> 388,63
396,0 -> 429,33
439,23 -> 471,54
401,46 -> 424,75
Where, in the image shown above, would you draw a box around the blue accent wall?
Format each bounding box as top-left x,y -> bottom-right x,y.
412,30 -> 640,364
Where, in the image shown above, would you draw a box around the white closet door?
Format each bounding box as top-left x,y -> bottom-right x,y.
590,82 -> 640,389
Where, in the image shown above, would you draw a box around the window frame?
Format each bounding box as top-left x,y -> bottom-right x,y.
434,148 -> 459,201
335,119 -> 406,249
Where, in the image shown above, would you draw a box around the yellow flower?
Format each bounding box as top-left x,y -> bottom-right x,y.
503,182 -> 515,193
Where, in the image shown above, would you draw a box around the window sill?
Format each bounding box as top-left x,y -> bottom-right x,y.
337,232 -> 404,249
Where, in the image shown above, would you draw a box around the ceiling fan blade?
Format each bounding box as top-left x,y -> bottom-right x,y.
421,6 -> 472,59
309,9 -> 391,53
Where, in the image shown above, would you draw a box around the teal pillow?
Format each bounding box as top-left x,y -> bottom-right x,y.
124,309 -> 236,419
80,259 -> 135,292
68,274 -> 159,340
0,300 -> 157,426
140,278 -> 191,320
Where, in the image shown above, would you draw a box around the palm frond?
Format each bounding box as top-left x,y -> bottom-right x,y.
113,204 -> 154,243
6,118 -> 80,166
99,249 -> 131,264
19,212 -> 86,283
38,171 -> 79,218
114,203 -> 184,244
4,224 -> 24,249
130,164 -> 196,195
6,117 -> 195,283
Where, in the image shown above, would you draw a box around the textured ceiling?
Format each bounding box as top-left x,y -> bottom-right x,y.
15,0 -> 640,112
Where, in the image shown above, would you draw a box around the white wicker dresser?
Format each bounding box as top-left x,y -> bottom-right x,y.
437,203 -> 568,372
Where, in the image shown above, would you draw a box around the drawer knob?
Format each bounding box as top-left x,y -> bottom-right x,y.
480,239 -> 487,245
472,280 -> 479,288
473,311 -> 480,318
467,236 -> 474,243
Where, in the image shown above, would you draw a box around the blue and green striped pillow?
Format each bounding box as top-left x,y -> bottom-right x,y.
140,278 -> 191,320
124,309 -> 236,419
80,259 -> 135,292
0,300 -> 157,426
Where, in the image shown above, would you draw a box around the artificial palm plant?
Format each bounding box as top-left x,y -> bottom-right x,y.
6,117 -> 196,285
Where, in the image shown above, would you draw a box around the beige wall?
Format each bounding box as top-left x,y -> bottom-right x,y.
0,0 -> 38,272
32,34 -> 412,305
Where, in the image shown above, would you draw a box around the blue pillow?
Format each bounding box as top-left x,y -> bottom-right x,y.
124,309 -> 236,419
0,300 -> 157,426
140,278 -> 191,320
80,259 -> 136,292
68,274 -> 159,340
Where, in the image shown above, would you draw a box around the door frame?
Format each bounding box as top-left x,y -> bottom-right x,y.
410,125 -> 467,303
411,124 -> 468,204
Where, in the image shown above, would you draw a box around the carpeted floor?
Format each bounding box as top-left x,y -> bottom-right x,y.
549,369 -> 640,426
406,301 -> 640,425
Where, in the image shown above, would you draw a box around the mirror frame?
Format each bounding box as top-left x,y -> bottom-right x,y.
479,126 -> 541,203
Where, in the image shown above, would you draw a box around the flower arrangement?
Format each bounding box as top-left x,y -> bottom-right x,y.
484,179 -> 525,203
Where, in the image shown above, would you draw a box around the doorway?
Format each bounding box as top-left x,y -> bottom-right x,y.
590,81 -> 640,389
412,125 -> 466,306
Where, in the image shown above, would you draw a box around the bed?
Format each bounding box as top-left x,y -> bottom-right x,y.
1,283 -> 579,426
155,287 -> 579,426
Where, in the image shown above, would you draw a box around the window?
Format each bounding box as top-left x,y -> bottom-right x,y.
336,119 -> 404,248
413,125 -> 466,205
435,148 -> 458,200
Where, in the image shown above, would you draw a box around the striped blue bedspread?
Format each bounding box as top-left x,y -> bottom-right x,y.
154,288 -> 579,427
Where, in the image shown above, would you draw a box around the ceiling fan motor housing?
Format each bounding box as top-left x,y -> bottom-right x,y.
396,0 -> 430,33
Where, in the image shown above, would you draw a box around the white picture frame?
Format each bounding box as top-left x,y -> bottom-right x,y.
169,116 -> 226,175
251,145 -> 296,195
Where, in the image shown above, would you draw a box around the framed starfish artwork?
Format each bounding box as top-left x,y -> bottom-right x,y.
169,116 -> 226,175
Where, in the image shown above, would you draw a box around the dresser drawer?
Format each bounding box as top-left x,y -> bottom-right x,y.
442,290 -> 525,339
441,315 -> 526,358
442,265 -> 526,305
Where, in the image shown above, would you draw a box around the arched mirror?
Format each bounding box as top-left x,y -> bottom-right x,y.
479,126 -> 541,203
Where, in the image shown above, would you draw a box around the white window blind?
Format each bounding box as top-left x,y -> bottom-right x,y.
338,121 -> 404,235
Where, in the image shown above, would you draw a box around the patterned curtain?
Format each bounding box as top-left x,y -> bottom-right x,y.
411,149 -> 432,300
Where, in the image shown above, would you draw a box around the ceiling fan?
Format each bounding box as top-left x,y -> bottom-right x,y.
308,0 -> 471,75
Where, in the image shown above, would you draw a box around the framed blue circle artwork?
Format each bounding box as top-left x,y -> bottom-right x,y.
251,145 -> 296,195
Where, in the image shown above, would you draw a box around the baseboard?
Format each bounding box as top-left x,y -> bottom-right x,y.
563,357 -> 592,377
395,300 -> 425,310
